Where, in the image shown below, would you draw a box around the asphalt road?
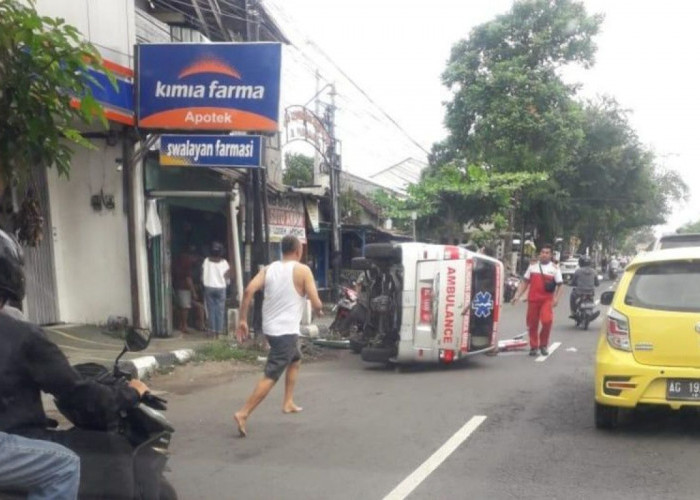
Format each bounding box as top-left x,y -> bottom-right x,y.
157,284 -> 700,500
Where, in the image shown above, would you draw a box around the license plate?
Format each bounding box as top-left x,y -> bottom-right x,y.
667,379 -> 700,400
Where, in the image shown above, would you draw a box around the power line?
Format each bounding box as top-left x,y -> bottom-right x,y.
263,0 -> 431,156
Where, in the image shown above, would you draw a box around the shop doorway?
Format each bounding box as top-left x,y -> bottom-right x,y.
169,205 -> 229,333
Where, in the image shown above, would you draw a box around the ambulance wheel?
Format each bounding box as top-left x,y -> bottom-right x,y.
361,346 -> 394,363
364,244 -> 401,260
349,339 -> 364,354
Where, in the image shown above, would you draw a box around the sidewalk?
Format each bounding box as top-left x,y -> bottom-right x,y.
47,309 -> 335,380
45,324 -> 213,378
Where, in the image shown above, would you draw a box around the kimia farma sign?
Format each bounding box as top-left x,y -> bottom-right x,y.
137,43 -> 281,132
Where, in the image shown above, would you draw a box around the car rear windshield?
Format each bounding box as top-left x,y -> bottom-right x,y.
659,235 -> 700,249
625,260 -> 700,313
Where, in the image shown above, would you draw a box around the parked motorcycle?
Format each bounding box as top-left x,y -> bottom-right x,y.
504,274 -> 521,303
328,284 -> 358,335
571,291 -> 600,330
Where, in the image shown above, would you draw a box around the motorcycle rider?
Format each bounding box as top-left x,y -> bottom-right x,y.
0,302 -> 81,500
0,229 -> 150,499
569,256 -> 599,318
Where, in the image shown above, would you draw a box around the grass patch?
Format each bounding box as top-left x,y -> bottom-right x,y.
194,340 -> 263,363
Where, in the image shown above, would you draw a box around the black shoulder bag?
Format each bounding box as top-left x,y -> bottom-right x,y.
540,263 -> 557,293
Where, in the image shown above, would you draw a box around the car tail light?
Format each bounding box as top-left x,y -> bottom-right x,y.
439,349 -> 455,363
606,308 -> 631,352
419,287 -> 432,324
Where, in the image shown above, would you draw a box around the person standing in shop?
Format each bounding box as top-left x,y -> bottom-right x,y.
202,241 -> 230,336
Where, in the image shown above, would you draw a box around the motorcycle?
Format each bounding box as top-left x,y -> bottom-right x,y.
571,291 -> 600,330
503,274 -> 521,303
328,284 -> 358,336
0,329 -> 176,500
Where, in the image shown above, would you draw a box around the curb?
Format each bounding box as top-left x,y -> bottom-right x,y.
119,348 -> 196,380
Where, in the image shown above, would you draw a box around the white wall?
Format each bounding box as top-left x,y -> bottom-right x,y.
47,145 -> 133,324
34,0 -> 136,68
32,1 -> 137,324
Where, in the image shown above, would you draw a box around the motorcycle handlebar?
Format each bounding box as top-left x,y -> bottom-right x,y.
141,392 -> 168,411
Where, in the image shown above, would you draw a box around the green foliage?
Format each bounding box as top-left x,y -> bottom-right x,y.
372,164 -> 546,241
283,153 -> 313,186
677,219 -> 700,234
194,340 -> 262,363
339,187 -> 364,223
0,0 -> 112,184
561,98 -> 688,249
441,0 -> 601,174
413,0 -> 686,247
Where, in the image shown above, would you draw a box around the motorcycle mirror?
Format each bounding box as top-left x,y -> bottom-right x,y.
125,327 -> 151,352
600,291 -> 615,306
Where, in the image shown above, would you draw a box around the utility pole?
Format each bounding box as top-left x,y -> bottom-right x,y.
246,0 -> 266,333
324,84 -> 342,298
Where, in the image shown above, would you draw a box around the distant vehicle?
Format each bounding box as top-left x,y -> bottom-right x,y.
351,242 -> 503,366
559,255 -> 580,283
645,233 -> 700,251
594,247 -> 700,429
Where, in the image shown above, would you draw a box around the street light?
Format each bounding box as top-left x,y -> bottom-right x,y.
411,211 -> 417,241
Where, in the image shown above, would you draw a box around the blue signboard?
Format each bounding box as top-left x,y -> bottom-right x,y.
137,43 -> 281,132
85,67 -> 134,124
160,135 -> 262,168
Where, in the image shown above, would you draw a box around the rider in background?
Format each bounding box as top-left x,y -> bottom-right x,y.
569,256 -> 599,318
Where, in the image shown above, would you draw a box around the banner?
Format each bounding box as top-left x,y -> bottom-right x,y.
268,199 -> 306,243
160,135 -> 261,168
137,43 -> 281,132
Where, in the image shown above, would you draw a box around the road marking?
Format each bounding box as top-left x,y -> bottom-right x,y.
535,341 -> 561,362
383,415 -> 487,500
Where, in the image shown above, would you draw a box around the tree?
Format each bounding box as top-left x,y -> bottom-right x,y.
677,219 -> 700,234
372,163 -> 547,242
432,0 -> 603,242
0,0 -> 110,189
562,98 -> 688,251
441,0 -> 601,173
282,153 -> 313,186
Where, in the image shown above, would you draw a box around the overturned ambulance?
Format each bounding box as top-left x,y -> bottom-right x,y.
350,242 -> 503,365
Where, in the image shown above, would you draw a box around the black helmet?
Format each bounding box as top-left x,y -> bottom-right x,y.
579,256 -> 592,267
0,230 -> 25,303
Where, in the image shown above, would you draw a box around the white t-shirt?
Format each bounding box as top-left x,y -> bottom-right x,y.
524,261 -> 563,283
202,258 -> 230,288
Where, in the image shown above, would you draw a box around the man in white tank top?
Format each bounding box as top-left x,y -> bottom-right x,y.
233,235 -> 323,437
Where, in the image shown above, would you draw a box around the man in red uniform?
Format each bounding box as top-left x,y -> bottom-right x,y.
511,244 -> 563,356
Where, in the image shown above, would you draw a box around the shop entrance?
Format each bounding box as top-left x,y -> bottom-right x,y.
169,203 -> 229,334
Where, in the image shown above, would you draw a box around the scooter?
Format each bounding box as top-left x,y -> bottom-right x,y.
64,329 -> 176,499
504,274 -> 521,303
0,329 -> 177,500
328,284 -> 359,336
571,291 -> 600,330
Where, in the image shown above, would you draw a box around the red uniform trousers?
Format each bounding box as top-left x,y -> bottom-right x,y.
526,299 -> 554,349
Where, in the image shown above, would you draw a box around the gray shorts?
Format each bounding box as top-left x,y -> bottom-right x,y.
264,334 -> 301,381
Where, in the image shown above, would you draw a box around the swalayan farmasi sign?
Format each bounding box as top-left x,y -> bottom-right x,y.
159,135 -> 262,168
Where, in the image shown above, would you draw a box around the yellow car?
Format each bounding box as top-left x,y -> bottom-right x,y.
595,247 -> 700,429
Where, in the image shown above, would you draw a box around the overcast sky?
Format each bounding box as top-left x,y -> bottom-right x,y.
266,0 -> 700,233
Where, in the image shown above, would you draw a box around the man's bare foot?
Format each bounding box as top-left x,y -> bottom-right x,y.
282,404 -> 303,414
234,412 -> 247,437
